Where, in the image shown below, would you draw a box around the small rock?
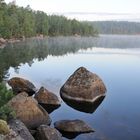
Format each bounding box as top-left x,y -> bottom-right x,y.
0,119 -> 10,135
7,92 -> 51,129
35,87 -> 61,113
54,119 -> 94,133
54,119 -> 94,139
8,77 -> 36,96
36,125 -> 62,140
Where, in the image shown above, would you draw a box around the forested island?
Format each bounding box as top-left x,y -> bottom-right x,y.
87,21 -> 140,34
0,0 -> 97,39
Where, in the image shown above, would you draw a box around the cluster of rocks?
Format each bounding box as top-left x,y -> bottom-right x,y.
0,67 -> 107,139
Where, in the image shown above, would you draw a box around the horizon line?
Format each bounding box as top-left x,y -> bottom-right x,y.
48,12 -> 140,16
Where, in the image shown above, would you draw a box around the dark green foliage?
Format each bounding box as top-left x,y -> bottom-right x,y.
0,83 -> 14,107
35,11 -> 49,35
47,15 -> 98,36
0,0 -> 97,39
0,83 -> 16,121
87,21 -> 140,34
0,105 -> 16,121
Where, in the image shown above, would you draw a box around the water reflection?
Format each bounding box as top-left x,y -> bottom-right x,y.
62,95 -> 105,113
1,35 -> 140,82
60,131 -> 80,139
39,103 -> 61,114
0,37 -> 95,82
58,130 -> 94,139
0,35 -> 140,140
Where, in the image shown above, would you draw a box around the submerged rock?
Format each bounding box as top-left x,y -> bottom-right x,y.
7,92 -> 51,129
8,119 -> 35,140
60,67 -> 106,113
8,77 -> 36,96
54,119 -> 94,139
36,125 -> 62,140
35,87 -> 61,113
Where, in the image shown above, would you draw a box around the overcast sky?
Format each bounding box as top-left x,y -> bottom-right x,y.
5,0 -> 140,21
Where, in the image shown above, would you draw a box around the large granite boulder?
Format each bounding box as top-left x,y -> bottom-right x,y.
35,125 -> 62,140
60,67 -> 106,113
35,87 -> 61,113
54,119 -> 94,139
8,119 -> 35,140
7,92 -> 51,129
8,77 -> 36,96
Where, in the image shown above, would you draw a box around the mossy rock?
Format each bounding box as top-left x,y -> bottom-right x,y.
0,119 -> 10,135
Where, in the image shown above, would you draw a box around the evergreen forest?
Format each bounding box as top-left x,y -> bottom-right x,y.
0,0 -> 97,39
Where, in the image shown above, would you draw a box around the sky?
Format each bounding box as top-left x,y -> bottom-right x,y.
5,0 -> 140,21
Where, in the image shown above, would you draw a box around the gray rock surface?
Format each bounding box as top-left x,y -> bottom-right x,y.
8,119 -> 35,140
36,125 -> 62,140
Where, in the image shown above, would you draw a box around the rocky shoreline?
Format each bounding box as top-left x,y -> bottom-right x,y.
0,35 -> 45,48
0,67 -> 107,140
0,37 -> 22,48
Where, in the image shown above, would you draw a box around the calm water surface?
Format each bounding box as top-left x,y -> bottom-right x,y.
0,35 -> 140,140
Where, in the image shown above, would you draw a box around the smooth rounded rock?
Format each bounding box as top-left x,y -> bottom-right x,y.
54,119 -> 94,133
7,92 -> 51,129
54,119 -> 94,139
35,87 -> 61,113
8,77 -> 36,96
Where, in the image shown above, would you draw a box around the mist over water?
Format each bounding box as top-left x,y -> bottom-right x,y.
52,12 -> 140,22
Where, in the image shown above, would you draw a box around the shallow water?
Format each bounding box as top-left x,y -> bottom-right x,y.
0,35 -> 140,140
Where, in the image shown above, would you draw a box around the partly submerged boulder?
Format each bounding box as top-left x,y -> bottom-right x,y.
7,92 -> 51,129
35,87 -> 61,113
54,119 -> 94,139
8,77 -> 36,96
60,67 -> 106,113
36,125 -> 62,140
8,119 -> 35,140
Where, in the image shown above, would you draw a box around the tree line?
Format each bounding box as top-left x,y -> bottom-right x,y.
87,21 -> 140,34
0,0 -> 97,39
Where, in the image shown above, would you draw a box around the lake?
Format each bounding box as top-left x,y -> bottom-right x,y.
0,35 -> 140,140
